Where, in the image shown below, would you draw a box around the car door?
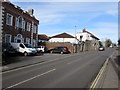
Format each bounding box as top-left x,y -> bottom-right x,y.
52,47 -> 59,53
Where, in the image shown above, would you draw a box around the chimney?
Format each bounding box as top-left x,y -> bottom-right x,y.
28,9 -> 34,15
83,28 -> 86,32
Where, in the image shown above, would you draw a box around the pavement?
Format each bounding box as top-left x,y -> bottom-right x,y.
91,50 -> 120,88
101,51 -> 119,88
2,53 -> 48,72
1,49 -> 120,88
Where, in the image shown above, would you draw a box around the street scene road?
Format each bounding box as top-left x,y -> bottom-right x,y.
2,48 -> 115,89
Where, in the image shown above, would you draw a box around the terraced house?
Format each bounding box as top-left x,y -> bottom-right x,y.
1,1 -> 39,47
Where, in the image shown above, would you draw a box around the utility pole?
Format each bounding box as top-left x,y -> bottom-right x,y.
74,25 -> 77,43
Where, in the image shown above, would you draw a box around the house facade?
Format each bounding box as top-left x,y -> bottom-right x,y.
1,1 -> 39,47
76,28 -> 99,42
49,33 -> 78,44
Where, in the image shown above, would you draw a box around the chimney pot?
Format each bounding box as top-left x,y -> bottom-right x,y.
28,9 -> 34,15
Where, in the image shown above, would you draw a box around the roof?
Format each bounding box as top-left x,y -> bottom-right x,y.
50,33 -> 75,38
2,2 -> 39,24
83,29 -> 99,40
38,34 -> 49,40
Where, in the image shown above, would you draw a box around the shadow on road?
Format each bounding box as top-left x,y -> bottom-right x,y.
2,53 -> 44,65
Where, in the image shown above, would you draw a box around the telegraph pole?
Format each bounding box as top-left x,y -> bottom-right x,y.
74,25 -> 77,43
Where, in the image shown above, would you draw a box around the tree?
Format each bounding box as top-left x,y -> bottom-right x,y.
105,39 -> 112,47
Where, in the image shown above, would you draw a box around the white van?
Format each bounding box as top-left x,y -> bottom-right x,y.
10,43 -> 37,56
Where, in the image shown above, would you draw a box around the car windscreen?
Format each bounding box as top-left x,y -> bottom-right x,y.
24,44 -> 33,48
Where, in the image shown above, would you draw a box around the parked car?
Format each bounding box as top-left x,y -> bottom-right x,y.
35,46 -> 45,53
49,46 -> 70,54
10,43 -> 37,56
98,46 -> 105,51
2,43 -> 17,56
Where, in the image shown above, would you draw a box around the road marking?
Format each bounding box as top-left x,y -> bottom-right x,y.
89,58 -> 109,89
89,51 -> 116,89
1,55 -> 73,74
4,68 -> 56,89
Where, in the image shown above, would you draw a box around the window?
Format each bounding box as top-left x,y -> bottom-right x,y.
17,17 -> 25,29
26,22 -> 31,31
18,17 -> 22,28
20,44 -> 25,48
5,34 -> 11,43
33,39 -> 36,47
15,17 -> 18,27
33,25 -> 37,33
6,13 -> 13,26
80,35 -> 83,41
22,21 -> 25,30
26,38 -> 30,44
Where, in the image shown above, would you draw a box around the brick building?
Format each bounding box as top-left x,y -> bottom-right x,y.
1,1 -> 39,47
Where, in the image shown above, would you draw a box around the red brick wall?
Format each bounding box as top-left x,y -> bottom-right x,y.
44,42 -> 73,53
2,2 -> 39,44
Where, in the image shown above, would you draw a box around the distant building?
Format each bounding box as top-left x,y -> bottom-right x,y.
38,34 -> 49,42
76,28 -> 99,42
49,33 -> 78,44
1,1 -> 39,46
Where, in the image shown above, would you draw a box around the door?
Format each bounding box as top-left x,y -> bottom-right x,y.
17,39 -> 21,43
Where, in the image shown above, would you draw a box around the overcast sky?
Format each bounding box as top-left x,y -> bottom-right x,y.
12,1 -> 118,43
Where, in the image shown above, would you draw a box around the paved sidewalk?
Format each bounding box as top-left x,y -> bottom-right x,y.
1,54 -> 45,72
1,53 -> 71,72
95,51 -> 119,88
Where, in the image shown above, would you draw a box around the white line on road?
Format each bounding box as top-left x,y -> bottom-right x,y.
5,68 -> 56,89
1,55 -> 73,74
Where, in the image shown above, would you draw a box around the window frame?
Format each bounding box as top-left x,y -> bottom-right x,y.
33,25 -> 37,33
26,38 -> 30,44
5,34 -> 12,43
26,22 -> 31,31
6,13 -> 13,26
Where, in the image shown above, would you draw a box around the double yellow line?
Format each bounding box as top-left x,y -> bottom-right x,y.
89,58 -> 109,89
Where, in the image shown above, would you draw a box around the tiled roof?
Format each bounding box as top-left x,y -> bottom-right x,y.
83,29 -> 99,40
50,33 -> 75,38
38,34 -> 49,40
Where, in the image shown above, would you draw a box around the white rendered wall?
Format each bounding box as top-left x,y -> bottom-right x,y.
76,32 -> 93,41
49,38 -> 77,43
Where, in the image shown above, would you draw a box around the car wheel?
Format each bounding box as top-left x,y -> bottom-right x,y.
24,52 -> 28,56
60,51 -> 63,54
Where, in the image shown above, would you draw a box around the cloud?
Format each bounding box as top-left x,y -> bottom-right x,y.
93,22 -> 118,28
106,10 -> 118,16
88,22 -> 118,42
12,2 -> 118,43
36,14 -> 65,25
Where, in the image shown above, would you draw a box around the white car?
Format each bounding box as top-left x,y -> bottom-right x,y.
36,46 -> 45,53
98,46 -> 105,51
10,43 -> 37,56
